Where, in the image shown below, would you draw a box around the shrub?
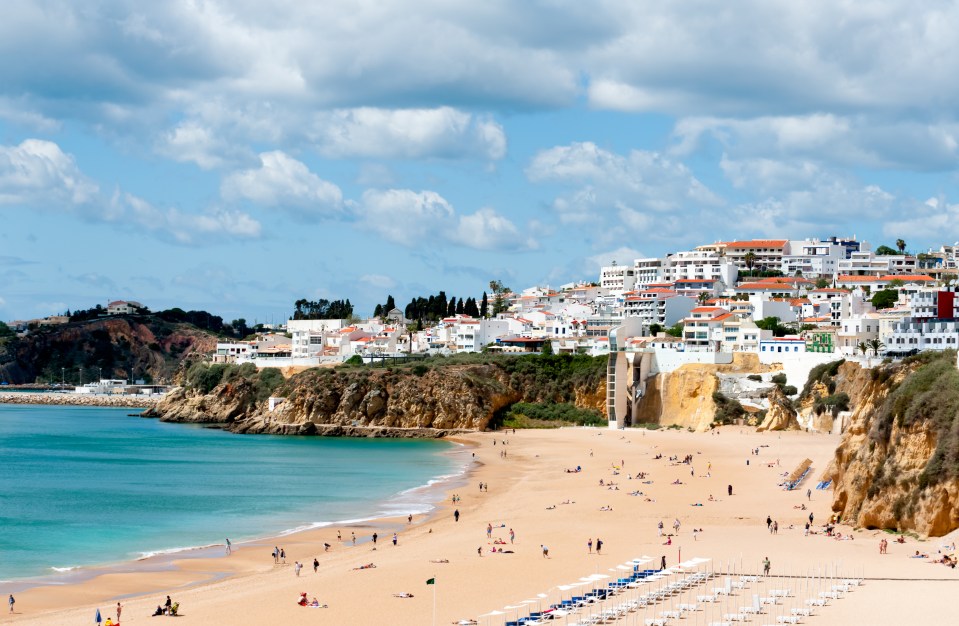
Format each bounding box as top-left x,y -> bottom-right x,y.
500,402 -> 605,428
746,374 -> 762,382
411,364 -> 429,377
771,373 -> 787,386
780,385 -> 798,396
801,359 -> 845,399
712,391 -> 745,425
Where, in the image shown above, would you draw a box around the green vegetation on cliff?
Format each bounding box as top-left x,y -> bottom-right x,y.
499,402 -> 604,428
868,350 -> 959,487
184,362 -> 285,402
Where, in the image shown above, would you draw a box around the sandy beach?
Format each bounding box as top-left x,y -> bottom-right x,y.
3,426 -> 956,626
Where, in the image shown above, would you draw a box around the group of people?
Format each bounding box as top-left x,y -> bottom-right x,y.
297,592 -> 326,607
151,595 -> 178,616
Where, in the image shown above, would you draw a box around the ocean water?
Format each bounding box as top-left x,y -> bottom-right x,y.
0,404 -> 463,583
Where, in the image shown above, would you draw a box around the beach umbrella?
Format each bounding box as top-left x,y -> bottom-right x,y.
478,609 -> 504,626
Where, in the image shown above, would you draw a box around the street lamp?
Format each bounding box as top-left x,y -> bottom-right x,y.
61,367 -> 65,388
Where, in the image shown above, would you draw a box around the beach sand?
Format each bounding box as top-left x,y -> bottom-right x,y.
3,426 -> 956,625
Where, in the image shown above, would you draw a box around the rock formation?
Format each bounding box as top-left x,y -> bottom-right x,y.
756,385 -> 800,432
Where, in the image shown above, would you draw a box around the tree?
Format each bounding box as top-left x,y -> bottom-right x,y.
867,338 -> 885,356
541,339 -> 553,356
489,280 -> 510,316
744,251 -> 756,272
697,292 -> 710,305
480,291 -> 489,318
665,323 -> 684,338
456,298 -> 465,315
857,341 -> 869,356
896,239 -> 906,254
292,298 -> 353,320
384,295 -> 396,312
815,278 -> 830,289
870,289 -> 898,310
447,297 -> 457,317
755,316 -> 789,337
373,304 -> 383,318
649,323 -> 663,337
230,318 -> 250,339
0,321 -> 13,338
464,297 -> 480,318
875,245 -> 898,256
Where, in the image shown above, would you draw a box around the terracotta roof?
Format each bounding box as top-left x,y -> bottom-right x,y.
691,306 -> 727,313
878,274 -> 934,282
714,313 -> 735,321
810,288 -> 849,293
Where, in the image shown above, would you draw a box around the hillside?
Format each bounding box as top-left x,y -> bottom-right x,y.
147,353 -> 608,436
0,316 -> 218,385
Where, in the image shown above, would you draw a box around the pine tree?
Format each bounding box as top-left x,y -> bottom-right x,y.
374,304 -> 383,317
480,291 -> 489,318
464,297 -> 480,318
385,295 -> 396,312
456,298 -> 465,315
447,297 -> 457,316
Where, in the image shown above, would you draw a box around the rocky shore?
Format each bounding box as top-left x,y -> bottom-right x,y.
0,391 -> 158,408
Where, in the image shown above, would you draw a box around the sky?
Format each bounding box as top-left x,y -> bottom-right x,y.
3,1 -> 959,324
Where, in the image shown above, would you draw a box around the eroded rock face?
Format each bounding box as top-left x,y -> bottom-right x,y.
756,386 -> 799,432
828,360 -> 959,537
148,360 -> 606,436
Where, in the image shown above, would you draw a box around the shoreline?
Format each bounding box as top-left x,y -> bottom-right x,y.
0,435 -> 478,600
5,426 -> 958,626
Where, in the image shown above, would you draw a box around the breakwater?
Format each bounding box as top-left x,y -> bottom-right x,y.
0,391 -> 158,408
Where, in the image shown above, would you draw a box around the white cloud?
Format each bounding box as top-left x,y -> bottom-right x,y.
359,274 -> 396,289
358,189 -> 456,247
0,139 -> 98,206
884,197 -> 959,243
585,246 -> 644,271
452,208 -> 537,251
527,142 -> 722,235
310,107 -> 506,160
221,151 -> 343,217
357,189 -> 534,251
108,191 -> 261,244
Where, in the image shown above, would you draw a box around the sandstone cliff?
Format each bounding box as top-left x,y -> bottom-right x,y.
148,355 -> 607,436
828,354 -> 959,536
756,385 -> 800,432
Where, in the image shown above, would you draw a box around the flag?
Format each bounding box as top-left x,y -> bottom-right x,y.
426,577 -> 435,585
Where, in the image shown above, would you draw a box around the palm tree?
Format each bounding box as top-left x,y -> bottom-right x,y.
896,239 -> 906,254
857,341 -> 869,356
698,292 -> 711,305
867,338 -> 885,356
744,251 -> 756,273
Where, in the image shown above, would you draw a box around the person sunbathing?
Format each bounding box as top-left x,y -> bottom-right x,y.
393,592 -> 415,598
911,551 -> 929,558
429,559 -> 449,563
599,505 -> 613,511
353,563 -> 377,569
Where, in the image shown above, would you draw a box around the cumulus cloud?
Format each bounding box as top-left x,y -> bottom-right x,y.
585,246 -> 645,271
107,191 -> 261,244
359,274 -> 396,289
527,142 -> 721,234
356,189 -> 534,251
310,107 -> 506,160
221,151 -> 342,218
0,139 -> 98,206
884,197 -> 959,243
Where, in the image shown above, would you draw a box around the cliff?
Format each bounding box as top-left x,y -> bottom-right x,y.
756,386 -> 800,432
148,354 -> 608,436
828,353 -> 959,536
0,317 -> 217,384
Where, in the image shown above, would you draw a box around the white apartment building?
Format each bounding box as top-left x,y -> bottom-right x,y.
781,238 -> 846,277
837,313 -> 881,355
887,318 -> 959,353
632,258 -> 666,288
839,252 -> 917,276
682,306 -> 733,351
623,290 -> 696,329
288,318 -> 347,358
714,240 -> 790,271
662,250 -> 738,286
599,262 -> 636,293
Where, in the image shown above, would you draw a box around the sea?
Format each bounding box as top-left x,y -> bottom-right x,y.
0,403 -> 465,585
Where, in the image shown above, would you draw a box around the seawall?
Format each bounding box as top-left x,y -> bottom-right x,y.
0,392 -> 158,408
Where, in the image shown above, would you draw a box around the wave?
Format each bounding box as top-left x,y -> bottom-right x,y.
136,543 -> 220,560
49,566 -> 79,573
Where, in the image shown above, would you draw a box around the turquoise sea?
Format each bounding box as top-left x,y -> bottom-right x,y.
0,404 -> 463,583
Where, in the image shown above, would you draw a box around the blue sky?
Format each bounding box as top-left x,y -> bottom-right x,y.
2,1 -> 959,324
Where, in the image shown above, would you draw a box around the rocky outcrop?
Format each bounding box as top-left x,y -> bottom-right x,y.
756,386 -> 799,432
828,355 -> 959,537
148,356 -> 607,436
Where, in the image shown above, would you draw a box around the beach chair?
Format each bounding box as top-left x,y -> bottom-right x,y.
740,594 -> 764,615
170,602 -> 180,616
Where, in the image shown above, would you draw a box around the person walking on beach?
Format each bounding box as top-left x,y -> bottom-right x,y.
767,515 -> 773,531
313,557 -> 319,573
587,538 -> 593,553
658,520 -> 664,536
806,488 -> 812,501
372,532 -> 378,549
673,518 -> 681,535
487,523 -> 493,539
225,538 -> 231,555
392,532 -> 398,547
728,484 -> 733,496
408,514 -> 413,524
773,521 -> 778,534
596,538 -> 603,555
809,512 -> 814,525
660,555 -> 666,570
8,594 -> 14,614
541,545 -> 549,558
294,561 -> 302,577
509,528 -> 514,544
763,557 -> 771,576
454,509 -> 460,522
116,602 -> 122,621
351,532 -> 356,546
280,548 -> 286,564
